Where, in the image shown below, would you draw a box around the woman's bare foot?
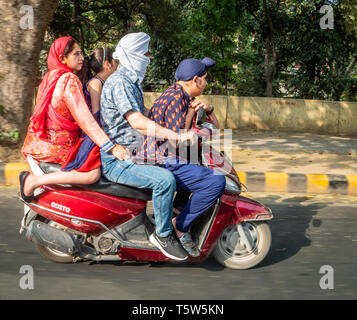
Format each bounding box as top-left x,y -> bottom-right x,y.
23,173 -> 35,197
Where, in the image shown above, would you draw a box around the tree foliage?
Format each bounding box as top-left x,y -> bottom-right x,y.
44,0 -> 356,101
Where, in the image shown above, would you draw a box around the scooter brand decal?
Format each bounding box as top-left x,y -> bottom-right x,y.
51,202 -> 71,213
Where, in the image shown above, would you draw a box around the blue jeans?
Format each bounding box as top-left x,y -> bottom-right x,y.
163,160 -> 226,233
101,152 -> 176,237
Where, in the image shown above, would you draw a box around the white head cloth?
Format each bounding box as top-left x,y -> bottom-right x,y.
113,32 -> 151,83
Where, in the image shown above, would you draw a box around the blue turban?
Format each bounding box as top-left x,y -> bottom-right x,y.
175,57 -> 216,81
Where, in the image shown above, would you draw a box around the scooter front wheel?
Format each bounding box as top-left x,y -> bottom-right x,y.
213,221 -> 271,270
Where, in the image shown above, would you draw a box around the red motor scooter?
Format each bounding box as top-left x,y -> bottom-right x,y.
19,110 -> 273,269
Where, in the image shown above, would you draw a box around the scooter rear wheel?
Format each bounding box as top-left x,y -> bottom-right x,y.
213,221 -> 271,270
34,216 -> 74,263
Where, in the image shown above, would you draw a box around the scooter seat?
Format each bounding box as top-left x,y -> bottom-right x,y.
38,162 -> 152,201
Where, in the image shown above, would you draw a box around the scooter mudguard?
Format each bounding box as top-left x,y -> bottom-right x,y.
235,195 -> 273,223
221,194 -> 273,224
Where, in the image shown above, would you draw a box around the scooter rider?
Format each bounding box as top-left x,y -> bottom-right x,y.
100,32 -> 195,261
137,57 -> 226,257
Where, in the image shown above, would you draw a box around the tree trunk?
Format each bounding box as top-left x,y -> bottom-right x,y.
73,0 -> 85,50
263,0 -> 277,97
0,0 -> 59,144
220,37 -> 228,96
264,36 -> 275,97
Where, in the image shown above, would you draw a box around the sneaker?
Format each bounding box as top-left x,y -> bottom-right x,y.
149,232 -> 188,261
178,232 -> 200,257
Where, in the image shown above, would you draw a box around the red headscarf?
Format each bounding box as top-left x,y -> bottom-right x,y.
30,36 -> 76,137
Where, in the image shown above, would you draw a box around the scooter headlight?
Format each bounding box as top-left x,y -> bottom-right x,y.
225,176 -> 241,194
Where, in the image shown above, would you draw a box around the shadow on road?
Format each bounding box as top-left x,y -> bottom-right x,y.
88,196 -> 326,271
91,256 -> 225,272
258,196 -> 326,268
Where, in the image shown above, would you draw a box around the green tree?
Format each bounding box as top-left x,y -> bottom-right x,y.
280,0 -> 356,101
242,0 -> 356,101
180,0 -> 244,95
47,0 -> 182,90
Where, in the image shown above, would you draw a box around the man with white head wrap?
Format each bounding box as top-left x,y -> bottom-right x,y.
100,32 -> 195,261
112,32 -> 151,84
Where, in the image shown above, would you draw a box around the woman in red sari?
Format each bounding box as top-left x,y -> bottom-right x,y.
20,37 -> 128,201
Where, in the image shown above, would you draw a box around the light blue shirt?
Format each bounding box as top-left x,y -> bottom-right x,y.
100,65 -> 145,152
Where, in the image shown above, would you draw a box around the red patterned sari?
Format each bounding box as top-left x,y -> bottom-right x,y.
22,37 -> 102,171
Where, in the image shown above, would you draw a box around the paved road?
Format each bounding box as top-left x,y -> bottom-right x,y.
0,187 -> 356,300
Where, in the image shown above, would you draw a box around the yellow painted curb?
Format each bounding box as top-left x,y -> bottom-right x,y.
237,172 -> 247,185
4,163 -> 29,186
1,163 -> 357,196
306,174 -> 329,194
346,175 -> 357,195
265,172 -> 289,193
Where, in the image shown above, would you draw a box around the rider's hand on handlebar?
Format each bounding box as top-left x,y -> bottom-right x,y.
190,99 -> 213,113
111,144 -> 130,160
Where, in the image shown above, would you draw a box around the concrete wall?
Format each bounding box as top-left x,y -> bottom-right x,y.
143,93 -> 357,136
